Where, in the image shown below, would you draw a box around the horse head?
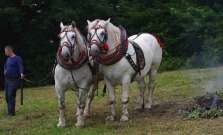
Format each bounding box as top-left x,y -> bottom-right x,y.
58,21 -> 78,62
87,18 -> 111,60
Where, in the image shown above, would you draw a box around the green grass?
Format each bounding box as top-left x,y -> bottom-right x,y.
1,67 -> 223,134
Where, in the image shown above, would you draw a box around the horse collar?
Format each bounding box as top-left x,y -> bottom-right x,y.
99,25 -> 128,65
57,47 -> 88,70
57,27 -> 89,70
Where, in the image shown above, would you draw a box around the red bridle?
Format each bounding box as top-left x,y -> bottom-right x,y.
58,28 -> 76,56
89,25 -> 109,51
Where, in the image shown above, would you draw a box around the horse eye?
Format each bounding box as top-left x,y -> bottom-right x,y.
72,36 -> 74,38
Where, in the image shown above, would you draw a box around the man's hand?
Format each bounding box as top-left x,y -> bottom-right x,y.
4,70 -> 6,75
21,74 -> 24,79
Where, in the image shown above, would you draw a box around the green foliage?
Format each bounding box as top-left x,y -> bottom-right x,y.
186,107 -> 223,119
1,67 -> 223,134
170,0 -> 223,69
187,106 -> 202,119
184,94 -> 223,119
184,53 -> 203,69
1,0 -> 223,88
202,108 -> 223,119
159,50 -> 184,72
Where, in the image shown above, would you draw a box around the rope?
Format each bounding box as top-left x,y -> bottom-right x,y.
23,71 -> 53,83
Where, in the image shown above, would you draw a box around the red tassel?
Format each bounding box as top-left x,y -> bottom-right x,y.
152,34 -> 164,50
58,49 -> 61,56
75,27 -> 80,32
58,32 -> 62,37
104,43 -> 109,51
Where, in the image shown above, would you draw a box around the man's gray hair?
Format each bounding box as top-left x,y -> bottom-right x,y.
5,45 -> 14,52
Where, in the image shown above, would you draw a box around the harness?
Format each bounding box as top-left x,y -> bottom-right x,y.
89,25 -> 108,49
99,25 -> 128,65
89,25 -> 145,81
57,27 -> 95,91
89,25 -> 163,83
126,40 -> 145,82
57,27 -> 95,75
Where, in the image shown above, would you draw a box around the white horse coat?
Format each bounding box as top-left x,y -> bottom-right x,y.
55,21 -> 98,129
87,19 -> 162,123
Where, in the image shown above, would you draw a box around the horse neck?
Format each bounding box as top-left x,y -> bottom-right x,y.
72,44 -> 81,60
102,24 -> 120,57
71,29 -> 85,60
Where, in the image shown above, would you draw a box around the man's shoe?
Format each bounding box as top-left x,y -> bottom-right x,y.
8,114 -> 15,118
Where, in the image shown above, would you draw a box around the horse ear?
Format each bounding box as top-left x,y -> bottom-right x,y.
71,21 -> 76,28
103,18 -> 110,27
87,20 -> 91,25
60,22 -> 64,29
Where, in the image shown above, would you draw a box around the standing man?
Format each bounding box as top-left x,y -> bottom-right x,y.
4,45 -> 24,118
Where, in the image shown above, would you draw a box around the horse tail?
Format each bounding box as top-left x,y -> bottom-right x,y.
152,34 -> 164,50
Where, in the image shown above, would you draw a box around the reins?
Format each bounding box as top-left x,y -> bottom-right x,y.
22,59 -> 57,84
19,60 -> 56,105
23,70 -> 54,83
100,40 -> 122,54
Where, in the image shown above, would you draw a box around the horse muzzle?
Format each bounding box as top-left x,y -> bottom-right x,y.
59,46 -> 72,62
90,44 -> 100,60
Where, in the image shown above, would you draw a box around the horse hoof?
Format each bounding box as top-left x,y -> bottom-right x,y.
135,104 -> 144,110
57,122 -> 66,128
105,115 -> 115,124
120,115 -> 129,123
75,122 -> 85,129
135,108 -> 144,112
145,108 -> 152,112
105,120 -> 115,124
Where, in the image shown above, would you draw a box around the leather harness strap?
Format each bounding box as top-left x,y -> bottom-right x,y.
57,27 -> 95,75
57,47 -> 89,70
70,70 -> 87,91
99,25 -> 128,65
87,61 -> 95,76
89,25 -> 107,48
126,40 -> 146,83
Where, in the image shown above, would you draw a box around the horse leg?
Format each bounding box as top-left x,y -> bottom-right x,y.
84,71 -> 101,118
120,76 -> 131,123
75,90 -> 80,117
75,89 -> 86,129
83,84 -> 97,118
56,87 -> 66,128
105,78 -> 116,124
145,68 -> 158,111
135,78 -> 146,111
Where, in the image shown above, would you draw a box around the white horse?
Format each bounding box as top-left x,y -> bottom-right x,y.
55,21 -> 98,129
87,19 -> 163,123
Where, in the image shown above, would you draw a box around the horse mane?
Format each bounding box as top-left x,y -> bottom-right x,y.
87,19 -> 100,31
104,22 -> 120,44
74,28 -> 85,52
